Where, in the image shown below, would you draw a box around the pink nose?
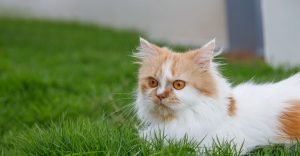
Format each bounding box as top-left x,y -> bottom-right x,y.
156,92 -> 168,100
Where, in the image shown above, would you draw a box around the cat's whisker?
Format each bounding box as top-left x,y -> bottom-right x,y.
111,92 -> 134,95
105,103 -> 133,117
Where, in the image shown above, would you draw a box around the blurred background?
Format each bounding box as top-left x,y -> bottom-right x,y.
1,0 -> 299,67
1,0 -> 300,155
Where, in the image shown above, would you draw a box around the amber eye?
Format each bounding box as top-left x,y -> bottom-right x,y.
173,80 -> 186,90
148,77 -> 158,88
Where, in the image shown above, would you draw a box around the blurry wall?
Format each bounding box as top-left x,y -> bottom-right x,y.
0,0 -> 228,48
262,0 -> 300,67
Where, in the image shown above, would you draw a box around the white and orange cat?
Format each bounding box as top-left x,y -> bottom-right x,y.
134,38 -> 300,152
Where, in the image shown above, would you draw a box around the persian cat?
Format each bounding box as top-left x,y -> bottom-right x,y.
134,38 -> 300,152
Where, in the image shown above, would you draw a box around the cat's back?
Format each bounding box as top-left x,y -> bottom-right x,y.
232,73 -> 300,104
229,73 -> 300,142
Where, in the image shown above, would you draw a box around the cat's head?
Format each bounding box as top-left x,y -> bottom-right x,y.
134,38 -> 228,124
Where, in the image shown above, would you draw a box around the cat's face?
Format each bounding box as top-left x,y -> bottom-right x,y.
135,38 -> 218,122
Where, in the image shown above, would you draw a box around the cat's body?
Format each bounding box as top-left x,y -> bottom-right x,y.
134,38 -> 300,152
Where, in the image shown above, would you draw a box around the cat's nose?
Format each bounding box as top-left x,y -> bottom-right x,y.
156,92 -> 168,100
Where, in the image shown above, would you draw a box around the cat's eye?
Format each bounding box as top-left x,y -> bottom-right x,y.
148,77 -> 158,88
173,80 -> 186,90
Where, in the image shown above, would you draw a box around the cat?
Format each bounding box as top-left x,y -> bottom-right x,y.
134,37 -> 300,153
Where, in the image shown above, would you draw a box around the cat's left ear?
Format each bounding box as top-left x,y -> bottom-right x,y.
194,39 -> 216,68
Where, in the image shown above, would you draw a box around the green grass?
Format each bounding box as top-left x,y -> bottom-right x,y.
0,17 -> 299,155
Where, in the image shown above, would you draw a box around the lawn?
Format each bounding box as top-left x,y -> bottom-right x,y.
0,17 -> 299,155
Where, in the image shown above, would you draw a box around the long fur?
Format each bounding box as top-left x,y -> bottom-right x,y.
134,38 -> 300,152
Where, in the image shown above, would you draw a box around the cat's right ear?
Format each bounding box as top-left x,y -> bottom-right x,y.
133,37 -> 158,63
192,39 -> 216,68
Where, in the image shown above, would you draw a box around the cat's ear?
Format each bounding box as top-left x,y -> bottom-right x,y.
134,37 -> 158,62
193,39 -> 216,68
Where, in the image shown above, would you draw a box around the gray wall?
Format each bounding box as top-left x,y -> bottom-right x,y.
226,0 -> 264,56
262,0 -> 300,67
0,0 -> 229,48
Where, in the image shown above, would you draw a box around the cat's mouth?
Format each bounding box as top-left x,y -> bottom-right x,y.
154,100 -> 173,110
154,100 -> 165,106
152,97 -> 179,109
158,101 -> 168,107
152,98 -> 166,105
152,98 -> 167,107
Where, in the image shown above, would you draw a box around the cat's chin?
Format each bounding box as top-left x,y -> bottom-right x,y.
155,102 -> 169,109
151,103 -> 176,122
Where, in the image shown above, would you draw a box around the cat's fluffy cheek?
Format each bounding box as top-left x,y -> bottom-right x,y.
136,91 -> 157,122
173,86 -> 200,108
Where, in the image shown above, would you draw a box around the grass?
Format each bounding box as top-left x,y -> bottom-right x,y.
0,17 -> 299,155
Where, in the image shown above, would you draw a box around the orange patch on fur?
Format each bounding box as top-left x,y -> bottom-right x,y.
279,100 -> 300,139
171,51 -> 217,98
228,97 -> 236,116
140,83 -> 148,92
